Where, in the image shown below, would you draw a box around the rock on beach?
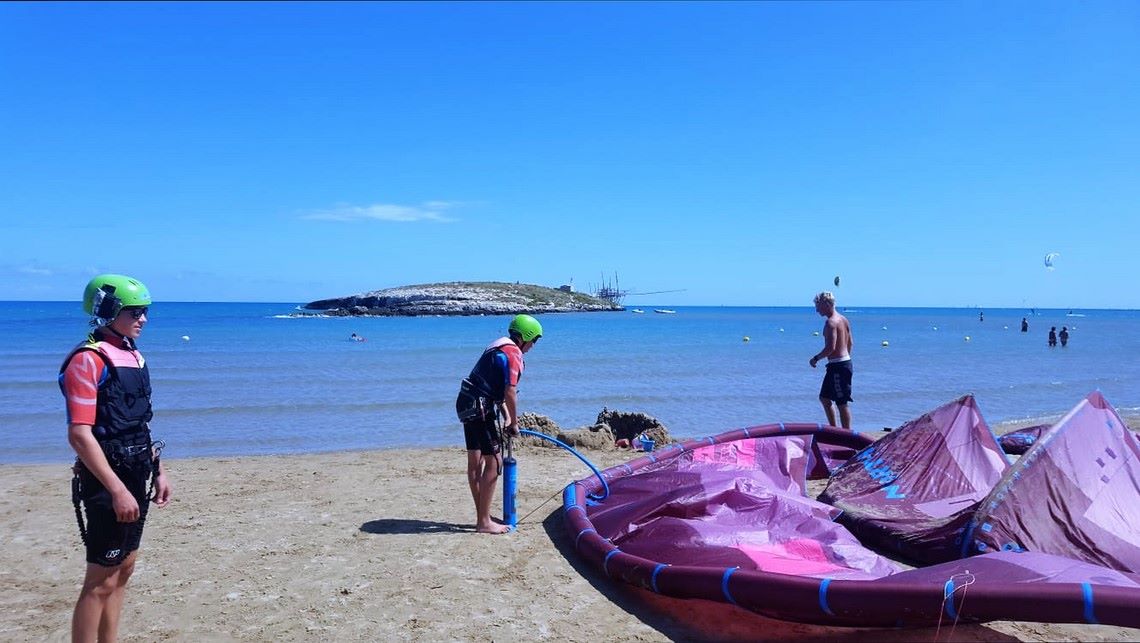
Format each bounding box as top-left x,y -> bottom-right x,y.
517,408 -> 673,450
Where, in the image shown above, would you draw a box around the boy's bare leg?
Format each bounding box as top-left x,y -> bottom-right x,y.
475,454 -> 508,534
73,552 -> 137,643
819,397 -> 837,427
466,450 -> 482,507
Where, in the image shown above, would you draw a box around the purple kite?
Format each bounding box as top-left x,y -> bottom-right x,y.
561,397 -> 1140,629
997,424 -> 1047,455
818,395 -> 1010,564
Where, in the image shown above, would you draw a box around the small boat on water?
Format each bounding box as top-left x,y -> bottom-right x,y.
630,308 -> 644,314
654,309 -> 676,314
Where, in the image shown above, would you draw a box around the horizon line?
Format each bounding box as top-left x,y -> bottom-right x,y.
4,300 -> 1136,313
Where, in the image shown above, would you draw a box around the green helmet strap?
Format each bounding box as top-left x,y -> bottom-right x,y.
92,287 -> 121,320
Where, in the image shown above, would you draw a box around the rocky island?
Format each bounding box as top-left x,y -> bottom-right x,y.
303,281 -> 624,316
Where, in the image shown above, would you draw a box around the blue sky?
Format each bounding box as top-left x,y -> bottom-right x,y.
2,2 -> 1137,308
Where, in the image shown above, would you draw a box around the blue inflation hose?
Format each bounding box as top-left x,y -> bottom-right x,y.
519,429 -> 610,501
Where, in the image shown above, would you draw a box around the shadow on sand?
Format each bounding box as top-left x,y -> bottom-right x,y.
539,510 -> 1019,642
360,518 -> 474,535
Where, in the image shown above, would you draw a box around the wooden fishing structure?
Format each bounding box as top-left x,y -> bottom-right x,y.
590,272 -> 684,306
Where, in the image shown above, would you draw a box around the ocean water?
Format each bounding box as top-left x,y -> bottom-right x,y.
4,302 -> 1138,464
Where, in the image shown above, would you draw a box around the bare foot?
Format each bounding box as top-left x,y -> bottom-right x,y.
476,522 -> 511,535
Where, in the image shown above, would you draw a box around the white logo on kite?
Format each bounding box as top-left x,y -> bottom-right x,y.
1044,252 -> 1060,271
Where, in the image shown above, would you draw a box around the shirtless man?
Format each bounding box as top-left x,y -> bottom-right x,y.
809,291 -> 854,429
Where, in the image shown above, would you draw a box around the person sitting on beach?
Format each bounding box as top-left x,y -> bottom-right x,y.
454,314 -> 543,534
59,274 -> 172,642
809,291 -> 854,430
1049,326 -> 1057,347
1059,326 -> 1069,347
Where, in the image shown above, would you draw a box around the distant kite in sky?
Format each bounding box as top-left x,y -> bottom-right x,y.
1044,252 -> 1060,270
834,275 -> 841,287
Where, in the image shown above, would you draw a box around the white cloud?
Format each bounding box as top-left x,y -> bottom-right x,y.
302,202 -> 459,223
18,266 -> 53,276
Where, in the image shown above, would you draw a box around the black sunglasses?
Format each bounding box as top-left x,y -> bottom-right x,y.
123,306 -> 149,319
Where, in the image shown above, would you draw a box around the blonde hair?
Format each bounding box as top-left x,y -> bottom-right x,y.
814,291 -> 835,306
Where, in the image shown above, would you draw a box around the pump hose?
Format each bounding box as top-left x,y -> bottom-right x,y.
518,429 -> 610,501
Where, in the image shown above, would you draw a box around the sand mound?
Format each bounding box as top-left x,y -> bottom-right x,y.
517,408 -> 673,451
596,408 -> 670,444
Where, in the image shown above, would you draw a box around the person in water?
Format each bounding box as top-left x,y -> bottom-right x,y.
1059,326 -> 1070,347
809,291 -> 854,429
59,274 -> 172,642
1021,317 -> 1029,333
455,314 -> 542,534
1049,326 -> 1057,347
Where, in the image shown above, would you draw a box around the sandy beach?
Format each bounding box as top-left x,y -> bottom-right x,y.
3,440 -> 1139,642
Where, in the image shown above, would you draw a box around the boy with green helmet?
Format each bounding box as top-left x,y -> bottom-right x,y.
61,274 -> 171,641
83,274 -> 152,323
455,314 -> 542,534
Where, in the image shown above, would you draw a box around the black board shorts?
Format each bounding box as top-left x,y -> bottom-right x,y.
820,360 -> 854,405
76,465 -> 150,567
464,416 -> 502,456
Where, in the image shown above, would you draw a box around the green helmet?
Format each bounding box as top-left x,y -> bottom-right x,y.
83,274 -> 151,319
508,314 -> 543,343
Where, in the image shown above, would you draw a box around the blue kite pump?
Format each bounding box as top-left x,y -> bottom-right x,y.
503,455 -> 518,529
502,429 -> 611,530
